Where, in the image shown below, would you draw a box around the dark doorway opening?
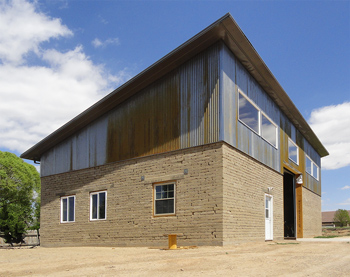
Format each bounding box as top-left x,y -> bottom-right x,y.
284,170 -> 296,238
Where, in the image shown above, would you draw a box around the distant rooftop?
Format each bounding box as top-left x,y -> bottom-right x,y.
322,210 -> 350,223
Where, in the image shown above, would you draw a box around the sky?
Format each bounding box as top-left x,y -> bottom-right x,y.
0,0 -> 349,212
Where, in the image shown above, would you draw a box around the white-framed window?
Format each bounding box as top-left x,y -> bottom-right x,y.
306,155 -> 319,180
153,182 -> 175,216
61,195 -> 75,223
238,92 -> 260,134
261,112 -> 278,148
238,91 -> 278,148
90,191 -> 107,220
288,138 -> 299,165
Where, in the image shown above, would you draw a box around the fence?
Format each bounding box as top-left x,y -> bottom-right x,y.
0,230 -> 40,247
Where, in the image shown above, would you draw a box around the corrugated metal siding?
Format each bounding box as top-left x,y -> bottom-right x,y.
41,116 -> 108,176
221,43 -> 280,172
220,41 -> 321,195
280,113 -> 321,195
106,44 -> 220,162
41,40 -> 322,196
303,138 -> 321,194
220,43 -> 236,145
41,44 -> 220,177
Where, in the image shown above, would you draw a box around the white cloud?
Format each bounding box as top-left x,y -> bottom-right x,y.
92,38 -> 103,48
309,102 -> 350,170
92,37 -> 120,48
338,198 -> 350,206
341,186 -> 350,190
0,0 -> 131,154
98,15 -> 108,25
0,0 -> 72,65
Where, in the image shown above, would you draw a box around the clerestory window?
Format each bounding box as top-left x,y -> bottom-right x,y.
288,138 -> 299,165
306,155 -> 319,180
238,91 -> 278,148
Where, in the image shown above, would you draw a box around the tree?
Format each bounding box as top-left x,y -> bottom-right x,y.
0,151 -> 40,245
333,209 -> 350,227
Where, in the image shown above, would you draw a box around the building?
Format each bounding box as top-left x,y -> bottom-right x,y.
322,211 -> 350,227
21,14 -> 328,247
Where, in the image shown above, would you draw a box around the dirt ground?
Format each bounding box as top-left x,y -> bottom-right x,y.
322,227 -> 350,237
1,239 -> 350,277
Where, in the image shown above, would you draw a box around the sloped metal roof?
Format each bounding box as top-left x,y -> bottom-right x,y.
21,13 -> 329,161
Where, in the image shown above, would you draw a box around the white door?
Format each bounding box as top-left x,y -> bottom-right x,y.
265,195 -> 273,240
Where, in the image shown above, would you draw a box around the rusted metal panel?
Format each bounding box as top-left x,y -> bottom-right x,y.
221,45 -> 280,172
279,113 -> 321,195
40,44 -> 220,177
105,44 -> 220,163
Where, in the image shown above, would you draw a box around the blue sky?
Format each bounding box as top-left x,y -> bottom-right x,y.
0,0 -> 349,211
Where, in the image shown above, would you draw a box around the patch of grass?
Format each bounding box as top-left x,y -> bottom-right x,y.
314,235 -> 339,238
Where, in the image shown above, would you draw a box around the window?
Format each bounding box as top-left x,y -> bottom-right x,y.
154,183 -> 175,216
312,163 -> 319,180
261,113 -> 278,147
61,195 -> 75,223
238,91 -> 278,148
306,155 -> 319,180
238,92 -> 259,134
306,156 -> 312,175
90,191 -> 106,220
288,138 -> 299,165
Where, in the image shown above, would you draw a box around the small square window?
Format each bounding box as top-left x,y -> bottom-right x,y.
90,191 -> 107,220
154,183 -> 175,216
288,138 -> 299,165
61,195 -> 75,223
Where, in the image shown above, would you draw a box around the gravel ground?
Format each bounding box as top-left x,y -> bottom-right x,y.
1,239 -> 350,276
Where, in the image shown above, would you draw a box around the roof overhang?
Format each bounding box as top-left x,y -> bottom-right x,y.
20,13 -> 329,161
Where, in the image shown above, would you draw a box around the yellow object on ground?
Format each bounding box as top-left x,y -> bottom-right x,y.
168,234 -> 177,249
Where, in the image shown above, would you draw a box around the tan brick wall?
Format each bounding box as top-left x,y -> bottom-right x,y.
302,187 -> 322,237
222,143 -> 284,244
40,143 -> 224,247
41,141 -> 318,247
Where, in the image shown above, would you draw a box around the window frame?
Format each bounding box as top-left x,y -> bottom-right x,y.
153,182 -> 176,217
60,195 -> 75,223
261,111 -> 278,148
238,91 -> 261,136
288,138 -> 299,165
238,90 -> 278,149
90,190 -> 107,221
305,155 -> 319,181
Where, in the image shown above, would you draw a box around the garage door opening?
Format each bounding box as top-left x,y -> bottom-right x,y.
284,170 -> 296,238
